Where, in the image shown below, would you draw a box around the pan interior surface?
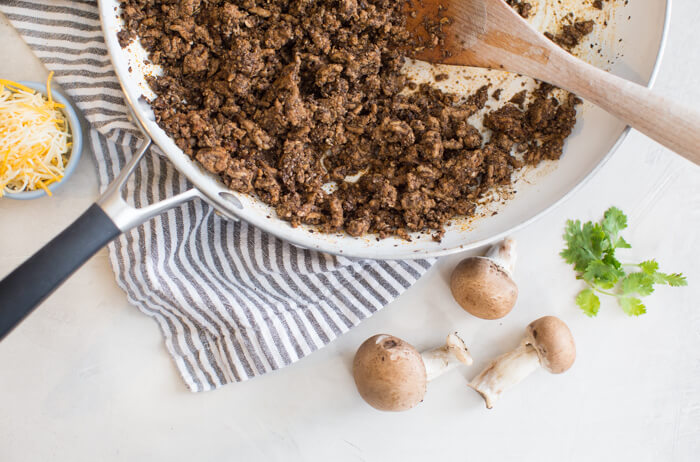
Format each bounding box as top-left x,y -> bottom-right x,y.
99,0 -> 669,259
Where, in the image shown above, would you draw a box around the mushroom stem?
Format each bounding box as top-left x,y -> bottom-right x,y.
468,341 -> 540,409
421,333 -> 473,381
484,237 -> 517,276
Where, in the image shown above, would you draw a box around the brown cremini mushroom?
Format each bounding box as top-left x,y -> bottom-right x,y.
353,333 -> 473,411
468,316 -> 576,409
450,238 -> 518,320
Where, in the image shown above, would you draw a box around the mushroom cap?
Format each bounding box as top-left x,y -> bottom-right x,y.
352,334 -> 427,411
525,316 -> 576,374
450,256 -> 518,320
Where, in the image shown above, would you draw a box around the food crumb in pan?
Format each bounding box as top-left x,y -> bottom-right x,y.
544,20 -> 596,51
505,0 -> 533,19
509,90 -> 527,108
117,0 -> 599,241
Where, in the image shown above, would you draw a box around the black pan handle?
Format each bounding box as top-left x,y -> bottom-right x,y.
0,204 -> 120,340
0,139 -> 204,342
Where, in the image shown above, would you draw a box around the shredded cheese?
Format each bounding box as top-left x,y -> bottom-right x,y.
0,72 -> 71,197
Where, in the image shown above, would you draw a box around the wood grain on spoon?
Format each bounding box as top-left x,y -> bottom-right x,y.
405,0 -> 700,165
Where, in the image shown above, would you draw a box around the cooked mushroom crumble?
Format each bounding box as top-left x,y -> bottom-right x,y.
117,0 -> 595,240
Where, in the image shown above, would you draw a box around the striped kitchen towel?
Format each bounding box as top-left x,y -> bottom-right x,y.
0,0 -> 434,391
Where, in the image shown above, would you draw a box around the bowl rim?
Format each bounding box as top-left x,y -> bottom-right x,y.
2,80 -> 84,200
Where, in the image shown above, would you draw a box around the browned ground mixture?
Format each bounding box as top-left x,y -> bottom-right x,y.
118,0 -> 589,240
545,19 -> 595,50
508,1 -> 597,50
506,0 -> 533,19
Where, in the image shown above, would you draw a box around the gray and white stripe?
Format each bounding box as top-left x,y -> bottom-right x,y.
1,0 -> 435,391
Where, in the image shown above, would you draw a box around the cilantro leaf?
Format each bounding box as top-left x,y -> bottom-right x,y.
562,207 -> 687,317
602,207 -> 629,248
560,219 -> 607,272
620,272 -> 655,297
602,206 -> 627,237
638,261 -> 687,286
619,297 -> 647,316
583,260 -> 625,289
560,220 -> 586,268
655,272 -> 688,287
576,289 -> 600,317
588,223 -> 609,256
602,252 -> 622,269
615,236 -> 632,249
639,260 -> 659,274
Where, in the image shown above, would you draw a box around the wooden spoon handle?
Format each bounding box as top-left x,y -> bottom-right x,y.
543,51 -> 700,165
411,0 -> 698,162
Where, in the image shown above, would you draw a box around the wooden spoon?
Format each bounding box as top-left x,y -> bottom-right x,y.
405,0 -> 700,165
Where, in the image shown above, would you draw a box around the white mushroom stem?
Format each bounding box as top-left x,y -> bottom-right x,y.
484,237 -> 517,276
421,333 -> 473,381
468,341 -> 540,409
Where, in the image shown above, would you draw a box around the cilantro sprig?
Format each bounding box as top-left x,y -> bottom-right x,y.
561,207 -> 687,317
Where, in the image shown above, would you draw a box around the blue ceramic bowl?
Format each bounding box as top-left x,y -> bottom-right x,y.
2,80 -> 83,200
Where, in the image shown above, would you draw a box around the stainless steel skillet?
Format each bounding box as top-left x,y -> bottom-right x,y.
0,0 -> 671,340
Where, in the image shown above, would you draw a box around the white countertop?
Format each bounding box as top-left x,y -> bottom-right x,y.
1,5 -> 699,461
